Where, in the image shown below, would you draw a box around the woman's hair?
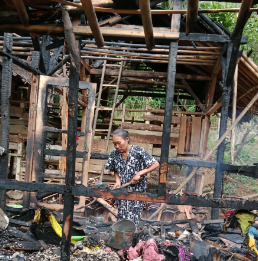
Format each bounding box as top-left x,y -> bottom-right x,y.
112,128 -> 130,142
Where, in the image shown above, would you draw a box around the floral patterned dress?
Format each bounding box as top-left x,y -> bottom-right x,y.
105,145 -> 156,225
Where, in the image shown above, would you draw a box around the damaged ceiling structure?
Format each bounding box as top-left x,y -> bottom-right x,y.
1,0 -> 258,260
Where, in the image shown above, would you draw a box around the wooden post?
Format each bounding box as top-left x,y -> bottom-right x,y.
0,33 -> 13,211
158,0 -> 182,197
186,0 -> 199,35
121,103 -> 126,128
23,51 -> 40,207
211,36 -> 242,219
61,9 -> 80,261
16,143 -> 23,180
231,64 -> 238,164
138,0 -> 155,50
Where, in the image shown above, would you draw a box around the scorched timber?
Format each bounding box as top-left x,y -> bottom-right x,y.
90,69 -> 210,80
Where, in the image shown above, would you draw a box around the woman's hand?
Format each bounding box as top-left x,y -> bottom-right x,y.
131,173 -> 142,184
113,182 -> 121,189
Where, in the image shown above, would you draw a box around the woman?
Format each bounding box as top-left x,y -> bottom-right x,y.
105,128 -> 159,225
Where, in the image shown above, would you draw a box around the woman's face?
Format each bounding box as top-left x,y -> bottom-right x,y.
112,134 -> 129,153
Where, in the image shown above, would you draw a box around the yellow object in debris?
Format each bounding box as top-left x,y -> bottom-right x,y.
48,214 -> 77,244
235,212 -> 254,234
248,236 -> 258,256
33,209 -> 41,224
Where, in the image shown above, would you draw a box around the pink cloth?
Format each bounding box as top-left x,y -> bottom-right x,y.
104,247 -> 112,253
142,239 -> 165,261
127,239 -> 165,261
117,249 -> 126,260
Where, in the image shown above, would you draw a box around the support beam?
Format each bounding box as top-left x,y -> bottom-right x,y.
186,0 -> 199,35
23,51 -> 40,208
139,0 -> 155,50
90,68 -> 210,80
80,0 -> 104,48
231,64 -> 238,163
61,9 -> 80,261
231,0 -> 253,38
0,33 -> 13,211
13,0 -> 29,27
158,0 -> 182,197
212,35 -> 246,219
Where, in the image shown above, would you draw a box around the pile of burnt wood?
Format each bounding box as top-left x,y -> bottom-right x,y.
0,205 -> 258,261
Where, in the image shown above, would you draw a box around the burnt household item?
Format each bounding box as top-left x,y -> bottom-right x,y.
108,219 -> 136,249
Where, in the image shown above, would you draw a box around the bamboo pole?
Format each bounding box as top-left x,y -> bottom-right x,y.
174,91 -> 258,194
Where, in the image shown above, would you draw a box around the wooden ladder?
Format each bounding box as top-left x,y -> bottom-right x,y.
91,58 -> 125,182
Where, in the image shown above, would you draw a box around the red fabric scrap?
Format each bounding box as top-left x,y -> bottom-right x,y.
225,210 -> 236,218
117,249 -> 126,260
104,247 -> 112,253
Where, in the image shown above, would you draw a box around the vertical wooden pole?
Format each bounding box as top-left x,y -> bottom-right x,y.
16,143 -> 23,180
61,9 -> 80,261
211,34 -> 242,219
231,64 -> 238,164
23,51 -> 40,207
0,33 -> 13,211
158,0 -> 182,197
121,103 -> 126,128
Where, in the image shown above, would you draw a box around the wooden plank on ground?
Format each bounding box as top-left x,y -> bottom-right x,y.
190,117 -> 202,154
178,116 -> 187,154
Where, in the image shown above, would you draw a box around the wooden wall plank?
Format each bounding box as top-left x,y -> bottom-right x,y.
177,116 -> 187,154
142,115 -> 180,124
130,133 -> 178,145
122,122 -> 180,134
190,117 -> 202,154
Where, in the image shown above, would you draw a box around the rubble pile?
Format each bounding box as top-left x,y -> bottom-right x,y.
1,205 -> 258,260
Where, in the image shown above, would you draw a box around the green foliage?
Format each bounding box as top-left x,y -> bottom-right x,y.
200,2 -> 258,63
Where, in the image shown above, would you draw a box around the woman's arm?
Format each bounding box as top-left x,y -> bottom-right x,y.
113,171 -> 121,189
131,160 -> 159,184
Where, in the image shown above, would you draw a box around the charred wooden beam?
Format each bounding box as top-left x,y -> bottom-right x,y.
0,33 -> 12,211
231,0 -> 253,38
0,49 -> 39,74
45,149 -> 84,158
80,0 -> 104,48
158,0 -> 182,197
61,9 -> 80,261
212,35 -> 243,219
139,0 -> 155,50
3,180 -> 258,210
186,0 -> 199,35
13,0 -> 29,27
90,68 -> 210,80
